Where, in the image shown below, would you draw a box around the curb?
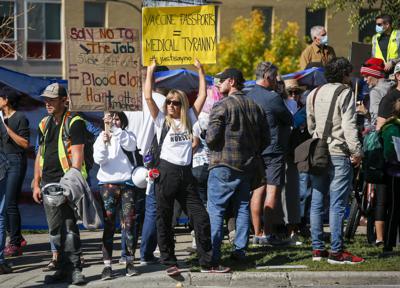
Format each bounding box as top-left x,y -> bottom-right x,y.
81,271 -> 400,287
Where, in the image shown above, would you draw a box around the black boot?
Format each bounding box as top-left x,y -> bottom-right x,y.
44,269 -> 68,284
71,269 -> 86,285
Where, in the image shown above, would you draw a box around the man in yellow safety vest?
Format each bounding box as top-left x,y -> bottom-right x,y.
32,83 -> 87,285
372,14 -> 400,73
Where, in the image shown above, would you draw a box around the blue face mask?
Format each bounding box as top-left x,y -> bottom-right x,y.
320,35 -> 328,46
376,25 -> 384,34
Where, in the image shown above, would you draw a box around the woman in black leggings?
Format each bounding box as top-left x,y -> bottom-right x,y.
144,59 -> 228,275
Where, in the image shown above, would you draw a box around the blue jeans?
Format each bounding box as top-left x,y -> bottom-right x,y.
310,156 -> 353,252
0,175 -> 7,264
192,164 -> 209,207
139,184 -> 158,261
207,166 -> 250,264
4,153 -> 26,246
299,172 -> 311,219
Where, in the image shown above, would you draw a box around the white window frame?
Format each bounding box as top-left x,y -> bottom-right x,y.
24,0 -> 61,61
0,0 -> 17,60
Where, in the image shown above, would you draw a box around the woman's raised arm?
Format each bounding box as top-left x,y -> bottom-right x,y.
192,59 -> 207,117
144,59 -> 160,120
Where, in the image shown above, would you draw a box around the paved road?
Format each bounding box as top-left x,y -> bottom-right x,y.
1,230 -> 400,288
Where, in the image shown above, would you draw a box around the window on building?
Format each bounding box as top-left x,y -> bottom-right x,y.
305,8 -> 326,42
84,2 -> 105,27
358,9 -> 378,43
26,1 -> 61,60
252,6 -> 273,36
0,0 -> 16,59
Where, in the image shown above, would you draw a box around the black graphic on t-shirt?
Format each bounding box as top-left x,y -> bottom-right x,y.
170,131 -> 190,142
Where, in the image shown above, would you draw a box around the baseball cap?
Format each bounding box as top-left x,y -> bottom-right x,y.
394,62 -> 400,74
41,83 -> 67,98
215,68 -> 245,85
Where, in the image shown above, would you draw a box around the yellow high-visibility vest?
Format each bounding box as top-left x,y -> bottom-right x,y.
39,111 -> 88,179
372,29 -> 400,63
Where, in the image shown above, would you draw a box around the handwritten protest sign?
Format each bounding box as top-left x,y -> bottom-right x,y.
66,27 -> 142,112
142,5 -> 216,66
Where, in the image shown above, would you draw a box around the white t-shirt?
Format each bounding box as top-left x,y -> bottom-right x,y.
154,109 -> 197,166
125,92 -> 165,155
192,121 -> 209,168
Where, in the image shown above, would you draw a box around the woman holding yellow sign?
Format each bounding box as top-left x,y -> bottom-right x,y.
144,59 -> 228,275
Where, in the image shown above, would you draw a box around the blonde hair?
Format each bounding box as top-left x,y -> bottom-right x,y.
163,89 -> 192,134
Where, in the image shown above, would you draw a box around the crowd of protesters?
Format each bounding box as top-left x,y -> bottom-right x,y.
0,13 -> 399,285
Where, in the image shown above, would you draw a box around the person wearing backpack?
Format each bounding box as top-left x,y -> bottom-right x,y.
144,59 -> 221,275
306,58 -> 364,264
32,83 -> 86,285
93,111 -> 139,280
380,99 -> 400,255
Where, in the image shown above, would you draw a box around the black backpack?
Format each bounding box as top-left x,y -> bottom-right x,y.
147,121 -> 170,169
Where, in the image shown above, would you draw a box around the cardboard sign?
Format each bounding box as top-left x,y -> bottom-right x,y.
66,27 -> 142,111
142,5 -> 217,66
350,42 -> 372,78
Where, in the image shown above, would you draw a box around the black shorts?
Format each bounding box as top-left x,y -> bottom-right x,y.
263,153 -> 286,187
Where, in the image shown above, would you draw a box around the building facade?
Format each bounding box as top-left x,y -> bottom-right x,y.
0,0 -> 369,78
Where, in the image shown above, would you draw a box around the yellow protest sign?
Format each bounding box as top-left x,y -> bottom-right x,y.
66,27 -> 142,112
142,5 -> 216,66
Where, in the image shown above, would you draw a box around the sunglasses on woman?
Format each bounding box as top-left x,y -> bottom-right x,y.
166,99 -> 182,107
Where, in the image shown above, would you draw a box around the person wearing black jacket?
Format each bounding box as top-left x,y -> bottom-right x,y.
247,62 -> 293,245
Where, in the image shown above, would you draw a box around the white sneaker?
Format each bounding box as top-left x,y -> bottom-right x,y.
118,257 -> 127,265
252,235 -> 267,245
191,230 -> 197,249
154,245 -> 160,257
290,234 -> 303,246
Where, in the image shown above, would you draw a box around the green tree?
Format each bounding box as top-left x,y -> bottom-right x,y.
205,10 -> 305,79
309,0 -> 400,31
264,20 -> 305,75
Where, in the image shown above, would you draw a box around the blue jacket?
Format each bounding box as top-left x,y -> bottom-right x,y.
247,84 -> 293,155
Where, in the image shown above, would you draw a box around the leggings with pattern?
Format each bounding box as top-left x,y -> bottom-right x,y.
100,183 -> 136,260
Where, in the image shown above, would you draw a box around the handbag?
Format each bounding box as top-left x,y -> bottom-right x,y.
294,84 -> 349,174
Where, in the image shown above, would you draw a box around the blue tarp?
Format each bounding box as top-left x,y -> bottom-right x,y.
0,66 -> 66,100
0,66 -> 215,102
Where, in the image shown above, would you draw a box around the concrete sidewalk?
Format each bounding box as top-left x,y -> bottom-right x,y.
1,231 -> 400,288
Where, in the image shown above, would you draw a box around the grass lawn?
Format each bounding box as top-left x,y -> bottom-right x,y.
189,235 -> 400,272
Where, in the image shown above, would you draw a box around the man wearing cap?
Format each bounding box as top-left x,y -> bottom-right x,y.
32,83 -> 86,285
300,26 -> 336,70
247,62 -> 293,245
206,68 -> 268,263
360,57 -> 392,130
377,62 -> 400,130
